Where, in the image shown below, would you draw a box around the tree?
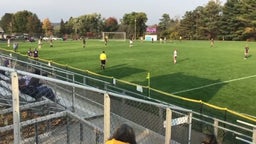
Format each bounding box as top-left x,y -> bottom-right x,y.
219,0 -> 246,40
12,10 -> 29,33
158,13 -> 179,39
66,13 -> 104,38
26,14 -> 42,36
238,0 -> 256,40
0,13 -> 13,34
159,14 -> 171,30
42,18 -> 53,36
2,10 -> 41,36
121,12 -> 147,38
200,0 -> 222,39
179,1 -> 222,40
12,10 -> 40,34
179,10 -> 199,39
59,19 -> 66,36
103,17 -> 118,32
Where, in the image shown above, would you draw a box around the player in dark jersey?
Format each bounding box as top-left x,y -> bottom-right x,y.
244,46 -> 249,59
27,48 -> 33,57
83,37 -> 86,48
33,48 -> 39,59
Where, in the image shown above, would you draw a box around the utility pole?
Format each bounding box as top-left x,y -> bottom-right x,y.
134,18 -> 136,40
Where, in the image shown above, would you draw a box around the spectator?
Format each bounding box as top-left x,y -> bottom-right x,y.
105,124 -> 137,144
19,69 -> 56,101
4,59 -> 10,67
201,134 -> 217,144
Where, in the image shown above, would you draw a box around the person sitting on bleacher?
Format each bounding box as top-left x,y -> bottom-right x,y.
19,69 -> 56,101
0,58 -> 11,76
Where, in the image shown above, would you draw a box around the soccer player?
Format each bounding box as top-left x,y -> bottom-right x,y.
33,48 -> 39,59
13,42 -> 18,52
82,37 -> 86,48
244,46 -> 249,59
173,49 -> 177,64
210,38 -> 214,47
50,39 -> 53,47
27,48 -> 33,57
7,38 -> 10,47
129,38 -> 133,48
99,51 -> 107,70
38,37 -> 42,49
104,36 -> 108,47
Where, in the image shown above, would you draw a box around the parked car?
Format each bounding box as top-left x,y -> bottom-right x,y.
51,37 -> 63,40
42,37 -> 49,40
28,37 -> 35,42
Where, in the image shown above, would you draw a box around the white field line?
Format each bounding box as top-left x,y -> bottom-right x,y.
172,74 -> 256,95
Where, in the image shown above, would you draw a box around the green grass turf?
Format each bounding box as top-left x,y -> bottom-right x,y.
1,39 -> 256,116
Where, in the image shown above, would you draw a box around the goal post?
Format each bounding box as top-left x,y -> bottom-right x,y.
102,32 -> 126,41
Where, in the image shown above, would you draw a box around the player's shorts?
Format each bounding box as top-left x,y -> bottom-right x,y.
101,60 -> 106,64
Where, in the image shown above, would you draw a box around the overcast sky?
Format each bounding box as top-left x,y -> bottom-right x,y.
1,0 -> 226,25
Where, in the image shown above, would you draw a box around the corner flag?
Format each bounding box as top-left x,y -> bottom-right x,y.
146,72 -> 150,79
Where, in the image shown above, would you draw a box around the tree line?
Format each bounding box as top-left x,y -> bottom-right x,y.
0,0 -> 256,41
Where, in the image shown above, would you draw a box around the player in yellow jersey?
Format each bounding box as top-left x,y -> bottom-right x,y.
100,51 -> 107,70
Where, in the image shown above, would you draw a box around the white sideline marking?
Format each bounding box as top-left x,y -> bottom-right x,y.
172,74 -> 256,94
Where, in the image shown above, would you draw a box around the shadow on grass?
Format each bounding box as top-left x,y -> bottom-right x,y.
99,64 -> 226,103
177,58 -> 189,63
99,64 -> 146,79
133,72 -> 226,103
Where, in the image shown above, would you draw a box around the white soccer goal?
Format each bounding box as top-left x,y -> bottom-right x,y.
102,32 -> 126,41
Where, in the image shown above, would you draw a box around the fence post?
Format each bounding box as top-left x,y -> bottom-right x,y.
80,123 -> 84,143
35,123 -> 39,144
253,127 -> 256,144
71,87 -> 76,112
188,112 -> 193,144
214,119 -> 219,141
165,108 -> 172,144
83,76 -> 87,85
66,116 -> 70,144
11,71 -> 21,144
104,93 -> 110,142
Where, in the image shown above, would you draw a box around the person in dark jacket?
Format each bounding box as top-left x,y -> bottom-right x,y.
19,69 -> 56,101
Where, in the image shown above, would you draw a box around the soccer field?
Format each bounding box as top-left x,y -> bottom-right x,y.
1,39 -> 256,116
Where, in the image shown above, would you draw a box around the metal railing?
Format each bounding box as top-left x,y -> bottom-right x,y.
0,53 -> 255,143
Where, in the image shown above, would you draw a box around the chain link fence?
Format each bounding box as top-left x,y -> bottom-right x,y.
0,52 -> 255,143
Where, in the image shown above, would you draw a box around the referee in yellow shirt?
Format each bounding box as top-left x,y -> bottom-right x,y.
100,51 -> 107,70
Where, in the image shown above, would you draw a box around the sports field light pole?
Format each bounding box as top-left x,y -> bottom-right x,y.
134,18 -> 137,40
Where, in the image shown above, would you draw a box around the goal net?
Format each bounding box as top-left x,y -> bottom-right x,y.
102,32 -> 126,41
